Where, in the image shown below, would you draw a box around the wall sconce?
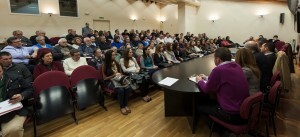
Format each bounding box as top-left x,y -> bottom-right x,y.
160,21 -> 164,23
132,19 -> 137,22
211,20 -> 215,22
259,14 -> 264,18
48,13 -> 53,17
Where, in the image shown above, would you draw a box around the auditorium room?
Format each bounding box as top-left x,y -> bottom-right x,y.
0,0 -> 299,136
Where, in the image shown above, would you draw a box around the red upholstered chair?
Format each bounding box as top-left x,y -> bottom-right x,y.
263,81 -> 281,136
49,37 -> 60,45
270,71 -> 280,88
32,71 -> 77,137
209,92 -> 264,137
70,65 -> 107,111
98,64 -> 117,97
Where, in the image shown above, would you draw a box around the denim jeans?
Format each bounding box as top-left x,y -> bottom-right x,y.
117,87 -> 132,108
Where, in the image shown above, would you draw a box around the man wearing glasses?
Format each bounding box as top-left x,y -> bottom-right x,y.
12,30 -> 32,46
1,37 -> 38,72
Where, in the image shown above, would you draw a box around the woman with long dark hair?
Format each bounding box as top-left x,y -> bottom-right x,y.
120,48 -> 152,102
102,50 -> 132,115
235,48 -> 261,94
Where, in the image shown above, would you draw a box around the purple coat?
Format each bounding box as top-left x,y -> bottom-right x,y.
197,62 -> 249,114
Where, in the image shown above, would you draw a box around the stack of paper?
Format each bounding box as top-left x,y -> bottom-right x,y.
188,75 -> 208,83
0,100 -> 23,116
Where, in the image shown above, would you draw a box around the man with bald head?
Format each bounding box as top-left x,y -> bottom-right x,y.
245,41 -> 270,92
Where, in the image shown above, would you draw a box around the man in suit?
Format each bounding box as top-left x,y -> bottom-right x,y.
260,42 -> 277,84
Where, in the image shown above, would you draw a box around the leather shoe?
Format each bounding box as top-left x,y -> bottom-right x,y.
120,108 -> 128,115
125,106 -> 131,113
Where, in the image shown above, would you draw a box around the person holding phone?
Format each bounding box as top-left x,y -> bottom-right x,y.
0,63 -> 33,137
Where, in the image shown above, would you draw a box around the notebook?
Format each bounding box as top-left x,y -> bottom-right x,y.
0,100 -> 23,116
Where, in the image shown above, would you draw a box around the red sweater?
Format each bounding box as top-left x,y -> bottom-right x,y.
33,61 -> 64,79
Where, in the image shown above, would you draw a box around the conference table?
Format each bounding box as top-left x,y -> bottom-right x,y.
152,54 -> 216,133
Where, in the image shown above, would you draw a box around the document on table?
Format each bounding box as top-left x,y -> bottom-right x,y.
158,77 -> 179,86
188,75 -> 208,83
0,100 -> 23,116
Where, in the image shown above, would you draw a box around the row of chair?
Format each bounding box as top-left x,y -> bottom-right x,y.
31,65 -> 107,137
208,71 -> 281,137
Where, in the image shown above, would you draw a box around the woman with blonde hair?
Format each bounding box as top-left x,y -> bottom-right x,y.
235,48 -> 261,94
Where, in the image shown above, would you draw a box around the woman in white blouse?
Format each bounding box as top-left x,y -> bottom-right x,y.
120,48 -> 152,102
164,43 -> 180,64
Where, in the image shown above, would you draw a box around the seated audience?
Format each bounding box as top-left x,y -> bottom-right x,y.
235,48 -> 261,94
260,42 -> 277,83
164,43 -> 180,63
245,41 -> 269,92
120,48 -> 152,102
149,41 -> 156,55
0,51 -> 32,83
164,33 -> 173,44
66,29 -> 79,44
196,47 -> 249,125
2,37 -> 37,71
156,35 -> 165,44
52,38 -> 74,61
140,46 -> 158,75
34,36 -> 53,49
135,43 -> 144,57
111,46 -> 121,63
114,29 -> 124,43
102,50 -> 132,115
272,35 -> 280,44
111,36 -> 123,49
98,36 -> 111,51
72,37 -> 82,49
131,35 -> 142,47
190,40 -> 201,53
87,48 -> 103,70
63,49 -> 87,76
30,30 -> 51,45
79,37 -> 96,57
154,43 -> 173,68
12,30 -> 32,46
90,36 -> 98,47
141,36 -> 150,47
172,42 -> 184,61
0,63 -> 33,137
33,48 -> 64,79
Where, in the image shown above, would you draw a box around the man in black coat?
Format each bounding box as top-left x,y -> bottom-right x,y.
0,63 -> 33,137
0,51 -> 33,83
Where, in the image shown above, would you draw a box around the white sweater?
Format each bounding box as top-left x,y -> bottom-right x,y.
120,58 -> 140,73
63,57 -> 87,76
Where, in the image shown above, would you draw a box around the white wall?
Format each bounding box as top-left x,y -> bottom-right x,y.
0,0 -> 164,40
191,0 -> 297,44
0,0 -> 297,44
160,4 -> 178,34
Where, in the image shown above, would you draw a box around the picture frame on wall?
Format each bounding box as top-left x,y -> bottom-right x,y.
9,0 -> 40,15
59,0 -> 78,17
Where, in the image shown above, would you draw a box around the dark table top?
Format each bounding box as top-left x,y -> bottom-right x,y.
152,54 -> 216,93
